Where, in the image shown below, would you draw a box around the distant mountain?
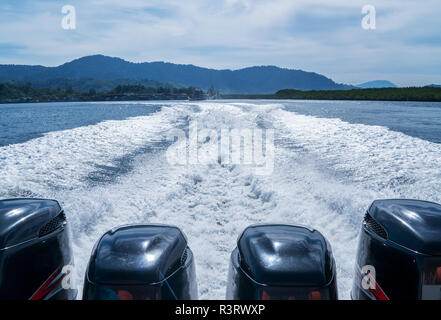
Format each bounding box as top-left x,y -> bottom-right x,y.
425,84 -> 441,88
356,80 -> 397,89
0,55 -> 351,94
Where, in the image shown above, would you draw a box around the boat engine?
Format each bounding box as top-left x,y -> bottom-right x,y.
82,224 -> 198,300
226,224 -> 338,300
0,199 -> 76,300
352,199 -> 441,300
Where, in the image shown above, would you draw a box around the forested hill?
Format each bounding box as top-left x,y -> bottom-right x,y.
0,55 -> 351,94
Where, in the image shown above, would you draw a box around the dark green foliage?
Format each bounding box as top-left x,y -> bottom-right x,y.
221,87 -> 441,102
3,82 -> 440,103
110,84 -> 157,94
0,83 -> 66,101
0,82 -> 206,103
0,78 -> 180,93
275,87 -> 441,102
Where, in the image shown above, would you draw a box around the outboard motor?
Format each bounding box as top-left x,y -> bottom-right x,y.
353,199 -> 441,300
226,224 -> 338,300
83,225 -> 197,300
0,199 -> 76,300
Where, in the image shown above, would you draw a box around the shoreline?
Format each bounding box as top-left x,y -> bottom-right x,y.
222,87 -> 441,102
2,88 -> 441,104
2,97 -> 441,105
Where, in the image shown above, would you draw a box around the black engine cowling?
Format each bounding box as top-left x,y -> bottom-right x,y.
0,199 -> 76,300
226,224 -> 338,300
352,199 -> 441,300
82,224 -> 198,300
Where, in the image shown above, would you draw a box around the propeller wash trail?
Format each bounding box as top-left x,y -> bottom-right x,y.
1,101 -> 441,299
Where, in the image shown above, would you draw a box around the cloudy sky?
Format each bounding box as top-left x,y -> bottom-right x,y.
0,0 -> 440,86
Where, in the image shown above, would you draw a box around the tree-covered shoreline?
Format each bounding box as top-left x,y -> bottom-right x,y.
2,82 -> 441,104
0,83 -> 216,104
222,87 -> 441,102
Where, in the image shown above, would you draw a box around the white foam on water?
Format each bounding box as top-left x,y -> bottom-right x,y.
0,103 -> 188,194
271,108 -> 441,202
1,101 -> 441,300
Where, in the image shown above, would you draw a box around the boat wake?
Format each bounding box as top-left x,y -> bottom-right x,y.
1,101 -> 440,299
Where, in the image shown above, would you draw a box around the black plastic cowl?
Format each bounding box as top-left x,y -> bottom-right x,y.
0,198 -> 76,300
0,198 -> 65,249
237,224 -> 335,287
367,199 -> 441,255
86,224 -> 189,285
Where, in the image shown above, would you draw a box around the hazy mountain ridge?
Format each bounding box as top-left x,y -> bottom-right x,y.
357,80 -> 397,89
0,55 -> 351,94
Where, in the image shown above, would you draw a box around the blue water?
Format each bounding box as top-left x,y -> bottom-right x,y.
0,102 -> 162,146
1,100 -> 441,147
280,100 -> 441,144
